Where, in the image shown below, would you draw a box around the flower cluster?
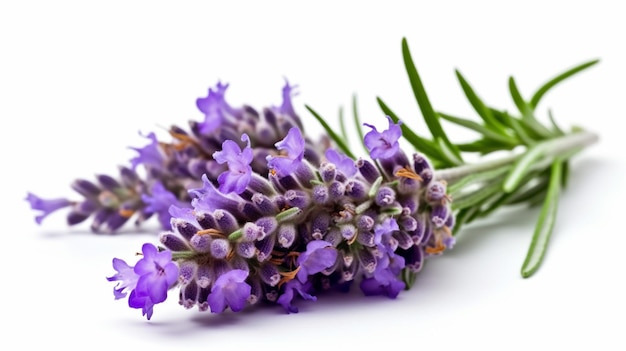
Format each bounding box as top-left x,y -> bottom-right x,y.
108,117 -> 455,318
26,82 -> 326,233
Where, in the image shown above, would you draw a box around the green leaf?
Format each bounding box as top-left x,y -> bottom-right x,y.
521,161 -> 563,278
455,69 -> 507,134
504,177 -> 549,205
547,109 -> 565,136
305,105 -> 356,159
530,59 -> 600,109
502,143 -> 547,193
376,97 -> 444,163
352,95 -> 369,156
338,106 -> 349,142
457,139 -> 516,154
452,177 -> 505,210
501,111 -> 536,146
436,137 -> 463,166
439,112 -> 519,146
509,77 -> 554,138
402,37 -> 463,162
448,165 -> 511,196
561,160 -> 570,188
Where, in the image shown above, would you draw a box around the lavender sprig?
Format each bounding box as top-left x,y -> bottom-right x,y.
26,81 -> 326,233
109,121 -> 459,319
101,36 -> 599,319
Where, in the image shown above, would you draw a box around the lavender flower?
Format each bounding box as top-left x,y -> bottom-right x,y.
207,269 -> 251,313
267,127 -> 305,176
28,81 -> 324,233
363,116 -> 402,159
107,243 -> 178,320
108,121 -> 456,319
25,193 -> 72,224
213,134 -> 253,194
129,132 -> 164,170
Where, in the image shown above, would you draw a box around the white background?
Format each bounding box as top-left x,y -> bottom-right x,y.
2,1 -> 624,350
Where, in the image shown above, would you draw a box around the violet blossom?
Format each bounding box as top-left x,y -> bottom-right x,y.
363,116 -> 402,160
213,134 -> 253,194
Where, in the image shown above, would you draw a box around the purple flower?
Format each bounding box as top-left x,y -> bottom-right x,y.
25,192 -> 72,224
188,174 -> 240,213
277,279 -> 317,313
141,181 -> 184,229
325,148 -> 357,177
273,80 -> 298,119
296,240 -> 338,283
127,243 -> 179,320
207,269 -> 251,313
213,134 -> 253,194
363,116 -> 402,160
196,82 -> 234,135
360,276 -> 405,298
129,132 -> 164,170
374,217 -> 399,249
267,127 -> 305,176
106,258 -> 139,299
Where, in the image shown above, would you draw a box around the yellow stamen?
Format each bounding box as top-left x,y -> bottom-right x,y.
269,257 -> 284,265
395,166 -> 423,181
278,266 -> 302,288
425,241 -> 446,255
196,228 -> 225,237
119,208 -> 135,218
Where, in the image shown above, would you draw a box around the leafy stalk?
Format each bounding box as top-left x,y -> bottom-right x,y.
520,161 -> 563,278
530,59 -> 600,109
305,105 -> 355,159
402,38 -> 463,165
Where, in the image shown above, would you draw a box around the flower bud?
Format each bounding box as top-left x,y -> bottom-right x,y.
213,209 -> 239,234
345,180 -> 367,200
320,162 -> 337,183
357,215 -> 375,231
426,181 -> 446,204
260,263 -> 281,287
277,224 -> 297,248
160,232 -> 191,251
312,185 -> 329,205
375,186 -> 396,207
430,205 -> 450,228
172,218 -> 200,241
356,158 -> 380,184
190,233 -> 211,253
236,241 -> 256,258
285,190 -> 310,209
210,238 -> 230,259
178,261 -> 198,285
251,193 -> 279,215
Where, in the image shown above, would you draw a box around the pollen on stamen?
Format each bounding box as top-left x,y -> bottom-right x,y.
395,166 -> 423,181
277,266 -> 302,287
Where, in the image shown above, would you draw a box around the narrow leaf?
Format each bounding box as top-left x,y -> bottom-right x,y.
352,95 -> 369,155
439,112 -> 519,146
502,143 -> 547,193
457,139 -> 516,154
509,77 -> 554,138
521,161 -> 563,278
530,59 -> 600,109
338,106 -> 349,142
455,69 -> 507,133
402,37 -> 462,161
305,105 -> 355,159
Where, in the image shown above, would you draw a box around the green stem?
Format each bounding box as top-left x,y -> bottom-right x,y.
435,130 -> 598,184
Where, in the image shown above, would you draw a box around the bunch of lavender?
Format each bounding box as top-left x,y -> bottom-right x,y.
26,82 -> 325,233
107,38 -> 599,319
